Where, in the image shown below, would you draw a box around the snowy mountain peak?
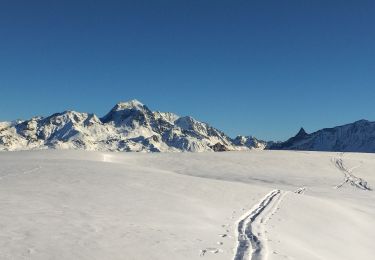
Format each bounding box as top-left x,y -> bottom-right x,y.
100,100 -> 153,126
114,99 -> 145,111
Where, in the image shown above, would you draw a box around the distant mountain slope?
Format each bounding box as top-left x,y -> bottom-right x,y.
269,120 -> 375,153
0,100 -> 262,152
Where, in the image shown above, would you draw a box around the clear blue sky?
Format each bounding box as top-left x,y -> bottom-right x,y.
0,0 -> 374,141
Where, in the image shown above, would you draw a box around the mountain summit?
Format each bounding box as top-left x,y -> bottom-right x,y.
295,127 -> 307,138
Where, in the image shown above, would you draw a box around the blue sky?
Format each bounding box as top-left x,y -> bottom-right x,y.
0,0 -> 374,141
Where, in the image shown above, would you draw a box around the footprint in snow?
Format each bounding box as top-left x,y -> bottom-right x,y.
200,248 -> 223,257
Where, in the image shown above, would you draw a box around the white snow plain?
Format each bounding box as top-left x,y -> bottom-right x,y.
0,150 -> 374,260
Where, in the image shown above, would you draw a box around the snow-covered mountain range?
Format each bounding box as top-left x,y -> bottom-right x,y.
0,100 -> 266,152
2,100 -> 374,153
270,120 -> 375,153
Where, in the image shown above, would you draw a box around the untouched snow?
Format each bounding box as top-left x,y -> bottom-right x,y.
0,150 -> 374,260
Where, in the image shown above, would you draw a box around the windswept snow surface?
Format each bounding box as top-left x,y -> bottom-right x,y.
0,150 -> 374,260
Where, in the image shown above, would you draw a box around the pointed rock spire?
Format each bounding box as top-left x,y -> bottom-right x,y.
295,127 -> 307,138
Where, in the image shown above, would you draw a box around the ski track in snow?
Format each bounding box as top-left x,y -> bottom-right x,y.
332,154 -> 371,191
233,189 -> 282,260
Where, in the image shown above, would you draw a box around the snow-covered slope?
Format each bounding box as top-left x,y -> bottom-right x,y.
0,150 -> 374,260
0,100 -> 246,152
270,120 -> 375,153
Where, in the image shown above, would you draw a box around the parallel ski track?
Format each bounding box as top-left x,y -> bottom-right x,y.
233,189 -> 281,260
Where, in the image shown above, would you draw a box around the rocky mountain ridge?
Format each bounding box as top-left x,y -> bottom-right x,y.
0,100 -> 265,152
269,120 -> 375,153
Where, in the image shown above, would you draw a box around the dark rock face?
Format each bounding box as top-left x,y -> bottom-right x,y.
210,142 -> 230,152
295,127 -> 307,138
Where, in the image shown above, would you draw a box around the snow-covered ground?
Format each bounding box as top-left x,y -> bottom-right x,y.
0,150 -> 374,260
